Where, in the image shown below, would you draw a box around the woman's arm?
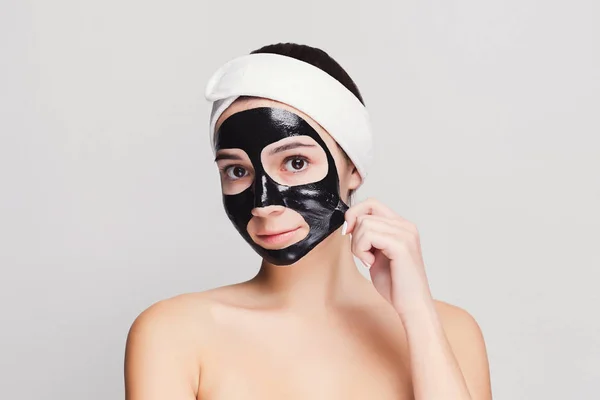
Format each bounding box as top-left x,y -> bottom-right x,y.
124,299 -> 201,400
400,298 -> 492,400
343,198 -> 492,400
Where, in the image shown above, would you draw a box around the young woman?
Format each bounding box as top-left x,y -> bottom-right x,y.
124,43 -> 492,400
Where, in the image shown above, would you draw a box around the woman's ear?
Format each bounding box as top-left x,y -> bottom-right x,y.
348,165 -> 362,191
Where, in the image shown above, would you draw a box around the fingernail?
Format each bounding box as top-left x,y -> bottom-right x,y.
341,221 -> 347,235
360,259 -> 372,268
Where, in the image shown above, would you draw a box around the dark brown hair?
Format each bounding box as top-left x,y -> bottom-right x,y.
249,42 -> 364,201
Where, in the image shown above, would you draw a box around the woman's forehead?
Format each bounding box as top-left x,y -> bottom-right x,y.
215,97 -> 335,148
215,107 -> 323,154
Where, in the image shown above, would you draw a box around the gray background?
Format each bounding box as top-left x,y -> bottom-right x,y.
1,0 -> 598,399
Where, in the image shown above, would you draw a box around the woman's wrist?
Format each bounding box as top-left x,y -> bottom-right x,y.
392,290 -> 439,327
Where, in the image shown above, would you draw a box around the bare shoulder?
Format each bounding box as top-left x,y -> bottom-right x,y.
124,284 -> 248,400
433,299 -> 484,333
432,299 -> 488,353
128,293 -> 211,339
127,284 -> 247,343
432,299 -> 492,398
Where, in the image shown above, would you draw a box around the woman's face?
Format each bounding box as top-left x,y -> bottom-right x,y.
214,97 -> 361,256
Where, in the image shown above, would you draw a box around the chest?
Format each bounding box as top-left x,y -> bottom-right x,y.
198,311 -> 414,400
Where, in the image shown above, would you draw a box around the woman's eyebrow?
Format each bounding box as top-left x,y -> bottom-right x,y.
214,153 -> 244,162
268,142 -> 316,155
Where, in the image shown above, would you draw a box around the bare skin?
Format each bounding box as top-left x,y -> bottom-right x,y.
124,98 -> 492,400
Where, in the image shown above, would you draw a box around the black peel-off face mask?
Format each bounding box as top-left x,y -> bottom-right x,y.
215,107 -> 349,266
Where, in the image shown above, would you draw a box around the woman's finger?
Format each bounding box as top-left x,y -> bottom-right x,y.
344,197 -> 397,235
351,227 -> 402,267
351,216 -> 413,263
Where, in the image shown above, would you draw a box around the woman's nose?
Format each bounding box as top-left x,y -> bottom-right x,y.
253,173 -> 284,208
251,204 -> 286,217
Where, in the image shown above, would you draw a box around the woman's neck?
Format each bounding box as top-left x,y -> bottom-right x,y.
249,228 -> 372,313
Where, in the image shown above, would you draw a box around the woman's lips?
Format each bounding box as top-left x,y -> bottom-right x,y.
255,227 -> 301,245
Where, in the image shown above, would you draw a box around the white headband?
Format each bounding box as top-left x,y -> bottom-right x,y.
204,53 -> 374,181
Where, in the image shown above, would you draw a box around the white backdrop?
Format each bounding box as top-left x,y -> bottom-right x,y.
1,0 -> 598,398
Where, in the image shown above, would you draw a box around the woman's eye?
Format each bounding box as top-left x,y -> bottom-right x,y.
283,157 -> 309,173
225,166 -> 248,180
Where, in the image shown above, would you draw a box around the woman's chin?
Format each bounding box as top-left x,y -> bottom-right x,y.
251,227 -> 309,250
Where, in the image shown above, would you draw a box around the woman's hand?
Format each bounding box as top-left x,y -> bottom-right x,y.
343,197 -> 433,317
344,198 -> 491,400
